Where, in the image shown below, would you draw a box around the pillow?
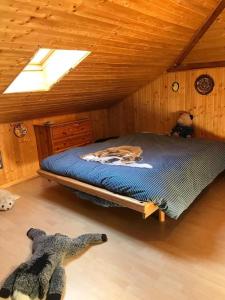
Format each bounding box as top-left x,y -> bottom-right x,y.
0,189 -> 20,211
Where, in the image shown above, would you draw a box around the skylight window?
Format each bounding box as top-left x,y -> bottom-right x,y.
29,48 -> 53,65
4,49 -> 91,93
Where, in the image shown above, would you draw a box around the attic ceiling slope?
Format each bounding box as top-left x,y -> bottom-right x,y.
184,7 -> 225,65
0,0 -> 220,122
168,0 -> 225,71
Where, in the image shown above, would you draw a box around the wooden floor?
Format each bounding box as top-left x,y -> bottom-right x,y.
1,174 -> 225,300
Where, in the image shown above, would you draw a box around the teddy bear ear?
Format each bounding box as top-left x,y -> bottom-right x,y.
179,111 -> 187,117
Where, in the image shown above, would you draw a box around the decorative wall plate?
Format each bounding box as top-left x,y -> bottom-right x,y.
13,123 -> 28,138
172,81 -> 179,92
195,74 -> 214,95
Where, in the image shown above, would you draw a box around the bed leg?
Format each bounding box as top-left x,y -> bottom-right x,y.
159,210 -> 165,223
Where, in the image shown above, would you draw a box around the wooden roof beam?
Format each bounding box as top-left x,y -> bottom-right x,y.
168,0 -> 225,72
167,60 -> 225,72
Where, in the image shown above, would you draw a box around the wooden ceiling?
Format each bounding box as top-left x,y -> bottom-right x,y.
0,0 -> 220,122
184,8 -> 225,64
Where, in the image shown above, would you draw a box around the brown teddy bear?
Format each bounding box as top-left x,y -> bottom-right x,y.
171,112 -> 194,138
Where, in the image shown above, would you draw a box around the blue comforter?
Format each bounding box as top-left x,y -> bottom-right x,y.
41,133 -> 225,219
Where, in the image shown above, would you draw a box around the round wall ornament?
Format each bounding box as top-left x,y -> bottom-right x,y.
195,74 -> 214,95
13,123 -> 28,138
172,81 -> 179,92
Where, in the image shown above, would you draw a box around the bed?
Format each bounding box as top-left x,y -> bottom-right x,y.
38,133 -> 225,222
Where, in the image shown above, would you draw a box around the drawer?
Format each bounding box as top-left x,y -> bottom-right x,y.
52,120 -> 92,140
52,134 -> 92,153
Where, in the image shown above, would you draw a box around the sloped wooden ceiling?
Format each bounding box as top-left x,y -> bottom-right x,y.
184,8 -> 225,64
0,0 -> 220,122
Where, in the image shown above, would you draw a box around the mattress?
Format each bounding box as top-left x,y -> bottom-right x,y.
41,133 -> 225,219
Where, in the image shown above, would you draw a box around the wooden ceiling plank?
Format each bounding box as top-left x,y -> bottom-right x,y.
168,0 -> 220,15
0,33 -> 181,59
168,0 -> 225,71
110,0 -> 208,29
82,0 -> 196,34
0,18 -> 185,53
0,1 -> 195,39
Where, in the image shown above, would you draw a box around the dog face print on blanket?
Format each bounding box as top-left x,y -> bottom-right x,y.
81,145 -> 152,169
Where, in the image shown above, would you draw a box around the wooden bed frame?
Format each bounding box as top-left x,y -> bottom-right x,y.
38,170 -> 166,222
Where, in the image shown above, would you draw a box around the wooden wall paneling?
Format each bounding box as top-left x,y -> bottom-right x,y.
108,96 -> 135,137
0,124 -> 37,185
89,110 -> 110,140
0,109 -> 110,187
108,67 -> 225,141
0,0 -> 220,122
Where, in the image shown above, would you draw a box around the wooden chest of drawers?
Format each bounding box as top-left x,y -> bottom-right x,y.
34,119 -> 93,162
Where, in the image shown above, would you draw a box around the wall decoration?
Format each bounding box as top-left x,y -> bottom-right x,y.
195,74 -> 214,95
13,123 -> 28,138
172,81 -> 179,92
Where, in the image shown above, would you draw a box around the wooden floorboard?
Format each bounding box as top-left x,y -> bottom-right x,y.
1,174 -> 225,299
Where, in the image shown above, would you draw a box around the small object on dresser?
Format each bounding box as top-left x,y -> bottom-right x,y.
43,121 -> 54,126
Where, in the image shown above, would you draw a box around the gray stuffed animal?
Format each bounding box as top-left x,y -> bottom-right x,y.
0,228 -> 107,300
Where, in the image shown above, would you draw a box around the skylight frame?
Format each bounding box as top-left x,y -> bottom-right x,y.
29,48 -> 54,66
3,48 -> 91,94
